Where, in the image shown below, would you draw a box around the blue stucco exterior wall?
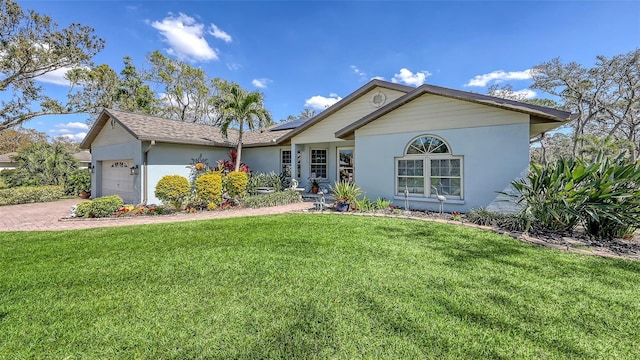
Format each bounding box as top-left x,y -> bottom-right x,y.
354,123 -> 530,212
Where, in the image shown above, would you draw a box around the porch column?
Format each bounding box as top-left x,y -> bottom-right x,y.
290,143 -> 297,179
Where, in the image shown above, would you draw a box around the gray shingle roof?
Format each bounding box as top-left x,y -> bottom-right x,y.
80,109 -> 292,149
0,152 -> 17,162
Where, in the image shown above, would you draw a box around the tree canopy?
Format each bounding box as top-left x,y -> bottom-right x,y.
0,0 -> 105,131
0,127 -> 48,153
530,49 -> 640,161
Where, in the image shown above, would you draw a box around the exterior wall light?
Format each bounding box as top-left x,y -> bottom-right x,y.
130,165 -> 139,175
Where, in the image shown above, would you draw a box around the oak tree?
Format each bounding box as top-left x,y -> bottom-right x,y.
0,0 -> 104,131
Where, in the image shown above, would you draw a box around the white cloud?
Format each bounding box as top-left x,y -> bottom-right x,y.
490,89 -> 537,100
150,13 -> 219,62
36,67 -> 73,86
227,63 -> 242,71
465,69 -> 532,87
57,122 -> 89,130
59,132 -> 87,142
391,68 -> 431,87
252,78 -> 272,88
50,122 -> 89,142
370,76 -> 386,81
209,24 -> 232,43
351,65 -> 367,80
304,94 -> 342,110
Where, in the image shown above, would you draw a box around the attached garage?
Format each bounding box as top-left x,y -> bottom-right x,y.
101,160 -> 135,203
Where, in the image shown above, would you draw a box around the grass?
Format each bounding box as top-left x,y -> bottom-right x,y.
1,214 -> 639,359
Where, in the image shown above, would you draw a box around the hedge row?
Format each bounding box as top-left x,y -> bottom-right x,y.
243,190 -> 302,208
0,185 -> 65,206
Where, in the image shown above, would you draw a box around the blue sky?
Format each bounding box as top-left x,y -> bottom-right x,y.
16,0 -> 640,141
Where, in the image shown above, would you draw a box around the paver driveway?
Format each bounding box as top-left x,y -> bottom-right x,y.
0,199 -> 314,231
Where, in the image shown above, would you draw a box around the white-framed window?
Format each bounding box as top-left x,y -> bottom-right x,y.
281,149 -> 301,178
310,149 -> 328,179
337,147 -> 354,182
396,135 -> 463,199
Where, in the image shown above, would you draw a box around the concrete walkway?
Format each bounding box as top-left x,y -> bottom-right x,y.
0,199 -> 314,232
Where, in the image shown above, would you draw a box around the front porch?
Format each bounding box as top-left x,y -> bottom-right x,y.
284,141 -> 355,190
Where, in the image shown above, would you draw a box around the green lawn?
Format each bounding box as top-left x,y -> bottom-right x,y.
1,215 -> 639,359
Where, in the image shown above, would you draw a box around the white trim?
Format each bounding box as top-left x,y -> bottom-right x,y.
336,146 -> 355,182
309,148 -> 328,179
280,148 -> 292,177
395,155 -> 464,200
403,134 -> 452,155
393,195 -> 465,205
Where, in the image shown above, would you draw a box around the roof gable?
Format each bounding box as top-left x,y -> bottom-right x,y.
277,80 -> 413,143
335,84 -> 573,139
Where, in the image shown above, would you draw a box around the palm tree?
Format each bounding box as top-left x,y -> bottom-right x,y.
12,142 -> 78,186
218,84 -> 273,171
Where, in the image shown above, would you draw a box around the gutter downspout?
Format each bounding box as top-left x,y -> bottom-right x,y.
142,140 -> 156,204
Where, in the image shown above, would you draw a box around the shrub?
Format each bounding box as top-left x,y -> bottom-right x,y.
247,172 -> 283,194
0,185 -> 64,206
329,181 -> 363,205
195,173 -> 223,207
155,175 -> 190,210
375,197 -> 392,210
466,208 -> 499,227
74,201 -> 92,218
354,197 -> 375,212
574,154 -> 640,239
0,169 -> 20,188
64,170 -> 91,195
74,195 -> 124,218
467,208 -> 535,232
8,142 -> 78,186
508,152 -> 640,239
507,160 -> 581,231
225,171 -> 248,199
243,189 -> 302,208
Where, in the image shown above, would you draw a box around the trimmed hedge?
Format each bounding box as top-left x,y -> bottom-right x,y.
243,189 -> 302,208
225,171 -> 248,199
195,173 -> 223,207
75,195 -> 124,218
0,185 -> 65,206
155,175 -> 190,210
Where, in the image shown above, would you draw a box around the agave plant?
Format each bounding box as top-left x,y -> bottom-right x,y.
329,180 -> 363,205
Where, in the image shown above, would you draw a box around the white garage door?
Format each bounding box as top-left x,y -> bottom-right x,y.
102,160 -> 135,203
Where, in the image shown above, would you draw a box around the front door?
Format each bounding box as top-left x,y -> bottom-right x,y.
337,147 -> 354,182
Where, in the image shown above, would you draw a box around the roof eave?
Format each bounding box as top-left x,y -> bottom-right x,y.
136,136 -> 235,148
335,85 -> 574,139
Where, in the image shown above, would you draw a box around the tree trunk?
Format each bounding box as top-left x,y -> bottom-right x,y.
235,128 -> 243,172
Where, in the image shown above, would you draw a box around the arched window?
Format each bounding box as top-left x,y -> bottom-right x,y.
406,135 -> 449,155
396,135 -> 463,199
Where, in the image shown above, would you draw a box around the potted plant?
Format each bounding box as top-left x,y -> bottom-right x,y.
310,178 -> 320,194
65,169 -> 92,198
330,180 -> 362,212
